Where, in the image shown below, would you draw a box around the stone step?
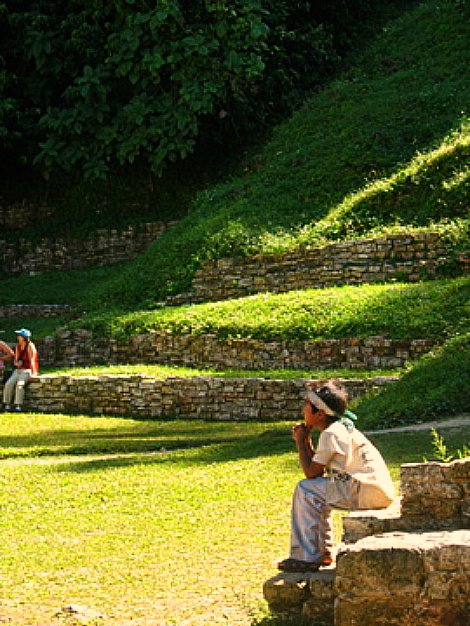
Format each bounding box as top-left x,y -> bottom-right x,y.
342,497 -> 403,543
264,529 -> 470,625
335,529 -> 470,626
263,568 -> 336,626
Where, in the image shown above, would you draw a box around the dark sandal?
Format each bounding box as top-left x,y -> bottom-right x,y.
277,558 -> 321,572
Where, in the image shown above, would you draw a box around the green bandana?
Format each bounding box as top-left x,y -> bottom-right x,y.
339,409 -> 358,433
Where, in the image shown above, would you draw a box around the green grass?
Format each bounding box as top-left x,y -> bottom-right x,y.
0,317 -> 66,341
2,1 -> 467,315
1,412 -> 468,626
77,0 -> 469,311
355,333 -> 470,428
0,265 -> 119,306
71,276 -> 469,341
41,363 -> 402,381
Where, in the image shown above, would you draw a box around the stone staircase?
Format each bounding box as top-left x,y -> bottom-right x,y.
263,458 -> 470,625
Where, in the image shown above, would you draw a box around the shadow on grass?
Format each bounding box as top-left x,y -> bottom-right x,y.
50,429 -> 294,474
0,419 -> 295,468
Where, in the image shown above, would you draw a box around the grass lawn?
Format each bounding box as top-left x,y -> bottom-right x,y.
1,413 -> 469,626
41,363 -> 402,381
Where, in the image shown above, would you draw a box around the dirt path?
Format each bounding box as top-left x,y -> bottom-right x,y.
365,414 -> 470,435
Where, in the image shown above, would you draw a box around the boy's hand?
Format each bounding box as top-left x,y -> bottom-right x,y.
292,422 -> 310,443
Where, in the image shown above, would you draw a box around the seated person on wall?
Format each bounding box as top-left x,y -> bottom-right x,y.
0,337 -> 15,377
3,328 -> 39,413
278,379 -> 395,573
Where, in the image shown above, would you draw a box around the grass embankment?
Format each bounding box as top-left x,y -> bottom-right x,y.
1,413 -> 468,626
0,0 -> 467,314
72,276 -> 469,341
356,333 -> 470,429
84,0 -> 469,311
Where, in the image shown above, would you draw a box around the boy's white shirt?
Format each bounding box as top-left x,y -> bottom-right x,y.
313,421 -> 395,509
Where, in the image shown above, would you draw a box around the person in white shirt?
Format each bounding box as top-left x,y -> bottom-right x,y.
278,379 -> 395,573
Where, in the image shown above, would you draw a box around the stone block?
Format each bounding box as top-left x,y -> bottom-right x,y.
302,570 -> 336,625
263,572 -> 309,614
335,596 -> 415,626
335,534 -> 425,598
335,531 -> 470,626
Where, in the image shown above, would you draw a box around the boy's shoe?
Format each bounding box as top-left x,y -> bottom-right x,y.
4,405 -> 12,412
13,406 -> 21,412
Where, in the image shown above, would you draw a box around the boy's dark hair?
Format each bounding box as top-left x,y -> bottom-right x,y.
315,379 -> 348,416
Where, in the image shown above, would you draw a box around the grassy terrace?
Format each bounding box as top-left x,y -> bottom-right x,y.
1,413 -> 469,626
71,277 -> 469,341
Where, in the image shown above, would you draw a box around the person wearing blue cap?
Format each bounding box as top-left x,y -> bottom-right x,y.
277,379 -> 395,573
2,329 -> 39,412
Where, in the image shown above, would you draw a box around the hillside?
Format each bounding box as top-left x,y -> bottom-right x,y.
84,0 -> 468,312
1,0 -> 468,315
1,0 -> 469,429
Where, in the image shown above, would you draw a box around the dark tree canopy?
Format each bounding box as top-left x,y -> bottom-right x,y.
0,1 -> 395,180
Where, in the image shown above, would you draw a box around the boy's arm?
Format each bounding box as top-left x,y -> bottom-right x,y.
292,424 -> 326,479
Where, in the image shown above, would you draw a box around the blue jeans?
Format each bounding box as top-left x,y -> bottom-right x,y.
290,477 -> 333,563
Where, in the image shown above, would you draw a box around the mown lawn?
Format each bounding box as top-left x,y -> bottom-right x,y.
1,413 -> 468,626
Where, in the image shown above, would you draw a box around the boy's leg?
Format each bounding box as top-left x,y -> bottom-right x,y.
290,477 -> 333,564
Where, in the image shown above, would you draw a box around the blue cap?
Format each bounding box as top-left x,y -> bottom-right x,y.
15,328 -> 32,339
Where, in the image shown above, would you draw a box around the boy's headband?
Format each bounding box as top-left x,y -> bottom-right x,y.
306,390 -> 335,416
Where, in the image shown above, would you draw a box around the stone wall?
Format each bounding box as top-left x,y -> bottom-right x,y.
37,329 -> 438,370
0,202 -> 54,230
400,460 -> 470,525
167,232 -> 462,305
6,374 -> 393,420
0,304 -> 72,319
343,458 -> 470,542
1,221 -> 172,276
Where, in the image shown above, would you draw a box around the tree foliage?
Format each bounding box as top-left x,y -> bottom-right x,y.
0,1 -> 399,180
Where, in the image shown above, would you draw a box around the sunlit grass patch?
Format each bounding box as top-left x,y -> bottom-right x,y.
1,412 -> 469,625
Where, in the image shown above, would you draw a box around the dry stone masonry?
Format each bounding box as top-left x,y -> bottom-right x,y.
5,375 -> 394,420
264,458 -> 470,625
37,329 -> 438,370
1,221 -> 172,276
0,304 -> 72,319
0,202 -> 54,229
168,232 -> 463,304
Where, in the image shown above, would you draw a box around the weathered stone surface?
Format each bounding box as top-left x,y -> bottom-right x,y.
400,460 -> 470,523
166,233 -> 467,305
263,572 -> 310,614
335,535 -> 426,597
265,461 -> 470,624
302,570 -> 335,625
1,374 -> 392,421
35,329 -> 438,371
334,530 -> 470,626
0,304 -> 72,319
0,221 -> 172,276
263,570 -> 335,625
